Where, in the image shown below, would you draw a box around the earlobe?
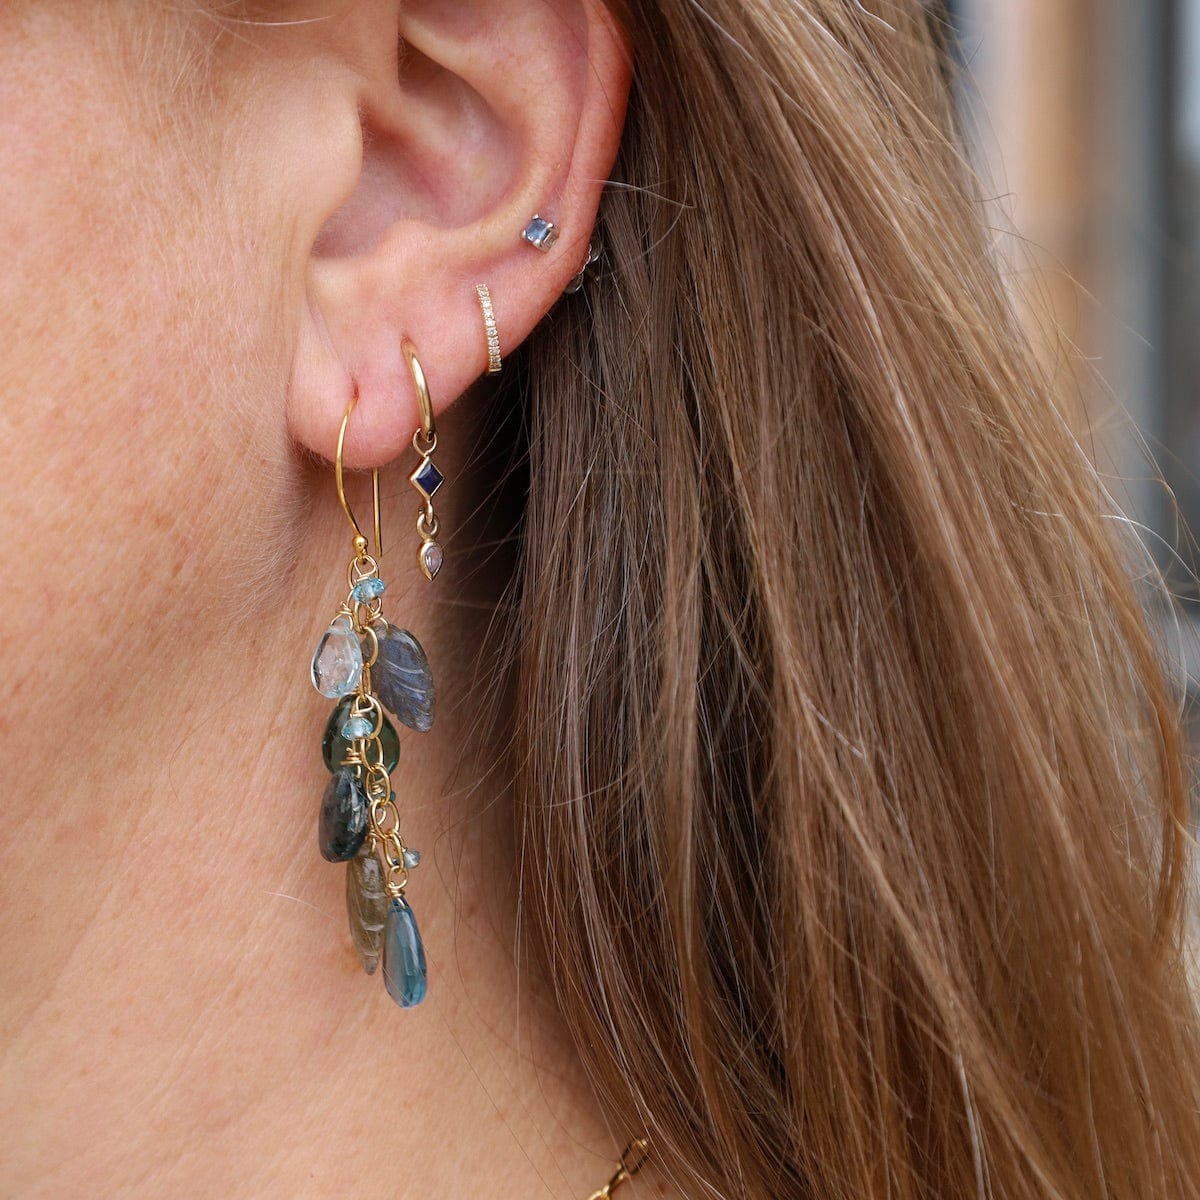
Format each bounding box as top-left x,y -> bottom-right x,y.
287,0 -> 631,470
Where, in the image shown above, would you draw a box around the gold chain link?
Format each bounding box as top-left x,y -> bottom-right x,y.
586,1137 -> 650,1200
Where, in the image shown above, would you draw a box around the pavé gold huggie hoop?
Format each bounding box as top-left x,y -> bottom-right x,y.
308,353 -> 442,1008
475,283 -> 502,375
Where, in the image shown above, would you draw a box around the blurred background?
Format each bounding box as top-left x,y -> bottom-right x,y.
943,0 -> 1200,678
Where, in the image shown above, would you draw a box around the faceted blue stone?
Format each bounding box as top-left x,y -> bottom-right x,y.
383,896 -> 427,1007
402,848 -> 421,870
412,457 -> 444,499
522,215 -> 559,250
351,576 -> 385,604
319,768 -> 369,862
375,625 -> 435,732
340,715 -> 373,740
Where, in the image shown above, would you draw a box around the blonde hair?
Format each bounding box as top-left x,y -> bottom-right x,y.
485,1 -> 1200,1195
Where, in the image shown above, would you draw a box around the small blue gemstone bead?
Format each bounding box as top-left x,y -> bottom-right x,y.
340,715 -> 373,740
402,848 -> 421,870
352,576 -> 385,603
383,896 -> 428,1007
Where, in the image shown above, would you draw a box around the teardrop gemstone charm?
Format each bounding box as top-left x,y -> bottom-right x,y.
375,625 -> 435,732
346,850 -> 388,975
382,896 -> 428,1007
319,768 -> 369,862
321,697 -> 400,773
310,616 -> 363,699
418,540 -> 443,581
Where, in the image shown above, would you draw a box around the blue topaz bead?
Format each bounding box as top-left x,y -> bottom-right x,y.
351,576 -> 385,604
340,714 -> 373,740
319,768 -> 369,862
402,848 -> 421,870
310,616 -> 363,699
382,896 -> 427,1007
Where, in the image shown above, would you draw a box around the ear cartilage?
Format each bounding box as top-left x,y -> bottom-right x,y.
475,283 -> 502,375
521,213 -> 560,252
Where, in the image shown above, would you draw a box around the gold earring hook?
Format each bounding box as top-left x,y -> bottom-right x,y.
335,390 -> 383,558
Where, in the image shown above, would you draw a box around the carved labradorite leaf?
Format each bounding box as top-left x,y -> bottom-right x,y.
375,625 -> 435,733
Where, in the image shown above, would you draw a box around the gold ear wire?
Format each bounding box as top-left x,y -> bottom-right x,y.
334,390 -> 383,558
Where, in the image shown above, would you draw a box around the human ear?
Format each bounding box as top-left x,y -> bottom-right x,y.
287,0 -> 632,468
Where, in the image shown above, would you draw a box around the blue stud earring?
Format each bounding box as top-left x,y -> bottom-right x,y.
521,213 -> 560,252
308,348 -> 441,1008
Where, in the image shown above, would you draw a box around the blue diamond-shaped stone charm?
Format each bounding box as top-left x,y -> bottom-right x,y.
410,456 -> 444,501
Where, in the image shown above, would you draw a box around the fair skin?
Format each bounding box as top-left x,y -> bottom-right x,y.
0,2 -> 657,1196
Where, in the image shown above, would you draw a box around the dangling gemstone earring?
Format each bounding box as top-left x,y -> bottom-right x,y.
309,352 -> 440,1008
404,337 -> 445,581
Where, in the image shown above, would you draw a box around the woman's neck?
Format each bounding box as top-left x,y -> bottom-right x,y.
0,401 -> 635,1197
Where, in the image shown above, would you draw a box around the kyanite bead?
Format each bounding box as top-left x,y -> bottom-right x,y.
319,768 -> 368,862
346,849 -> 388,976
322,697 -> 399,774
382,896 -> 427,1007
310,616 -> 363,699
402,848 -> 421,870
351,576 -> 385,604
375,625 -> 435,732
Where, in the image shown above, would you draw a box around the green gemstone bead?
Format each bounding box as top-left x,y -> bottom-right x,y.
322,697 -> 400,773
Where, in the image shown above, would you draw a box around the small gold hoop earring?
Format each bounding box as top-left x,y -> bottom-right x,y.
403,338 -> 445,580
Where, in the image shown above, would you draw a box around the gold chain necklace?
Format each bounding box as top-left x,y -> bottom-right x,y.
585,1138 -> 650,1199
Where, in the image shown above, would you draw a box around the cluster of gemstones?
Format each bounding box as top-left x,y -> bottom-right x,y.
310,564 -> 435,1007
